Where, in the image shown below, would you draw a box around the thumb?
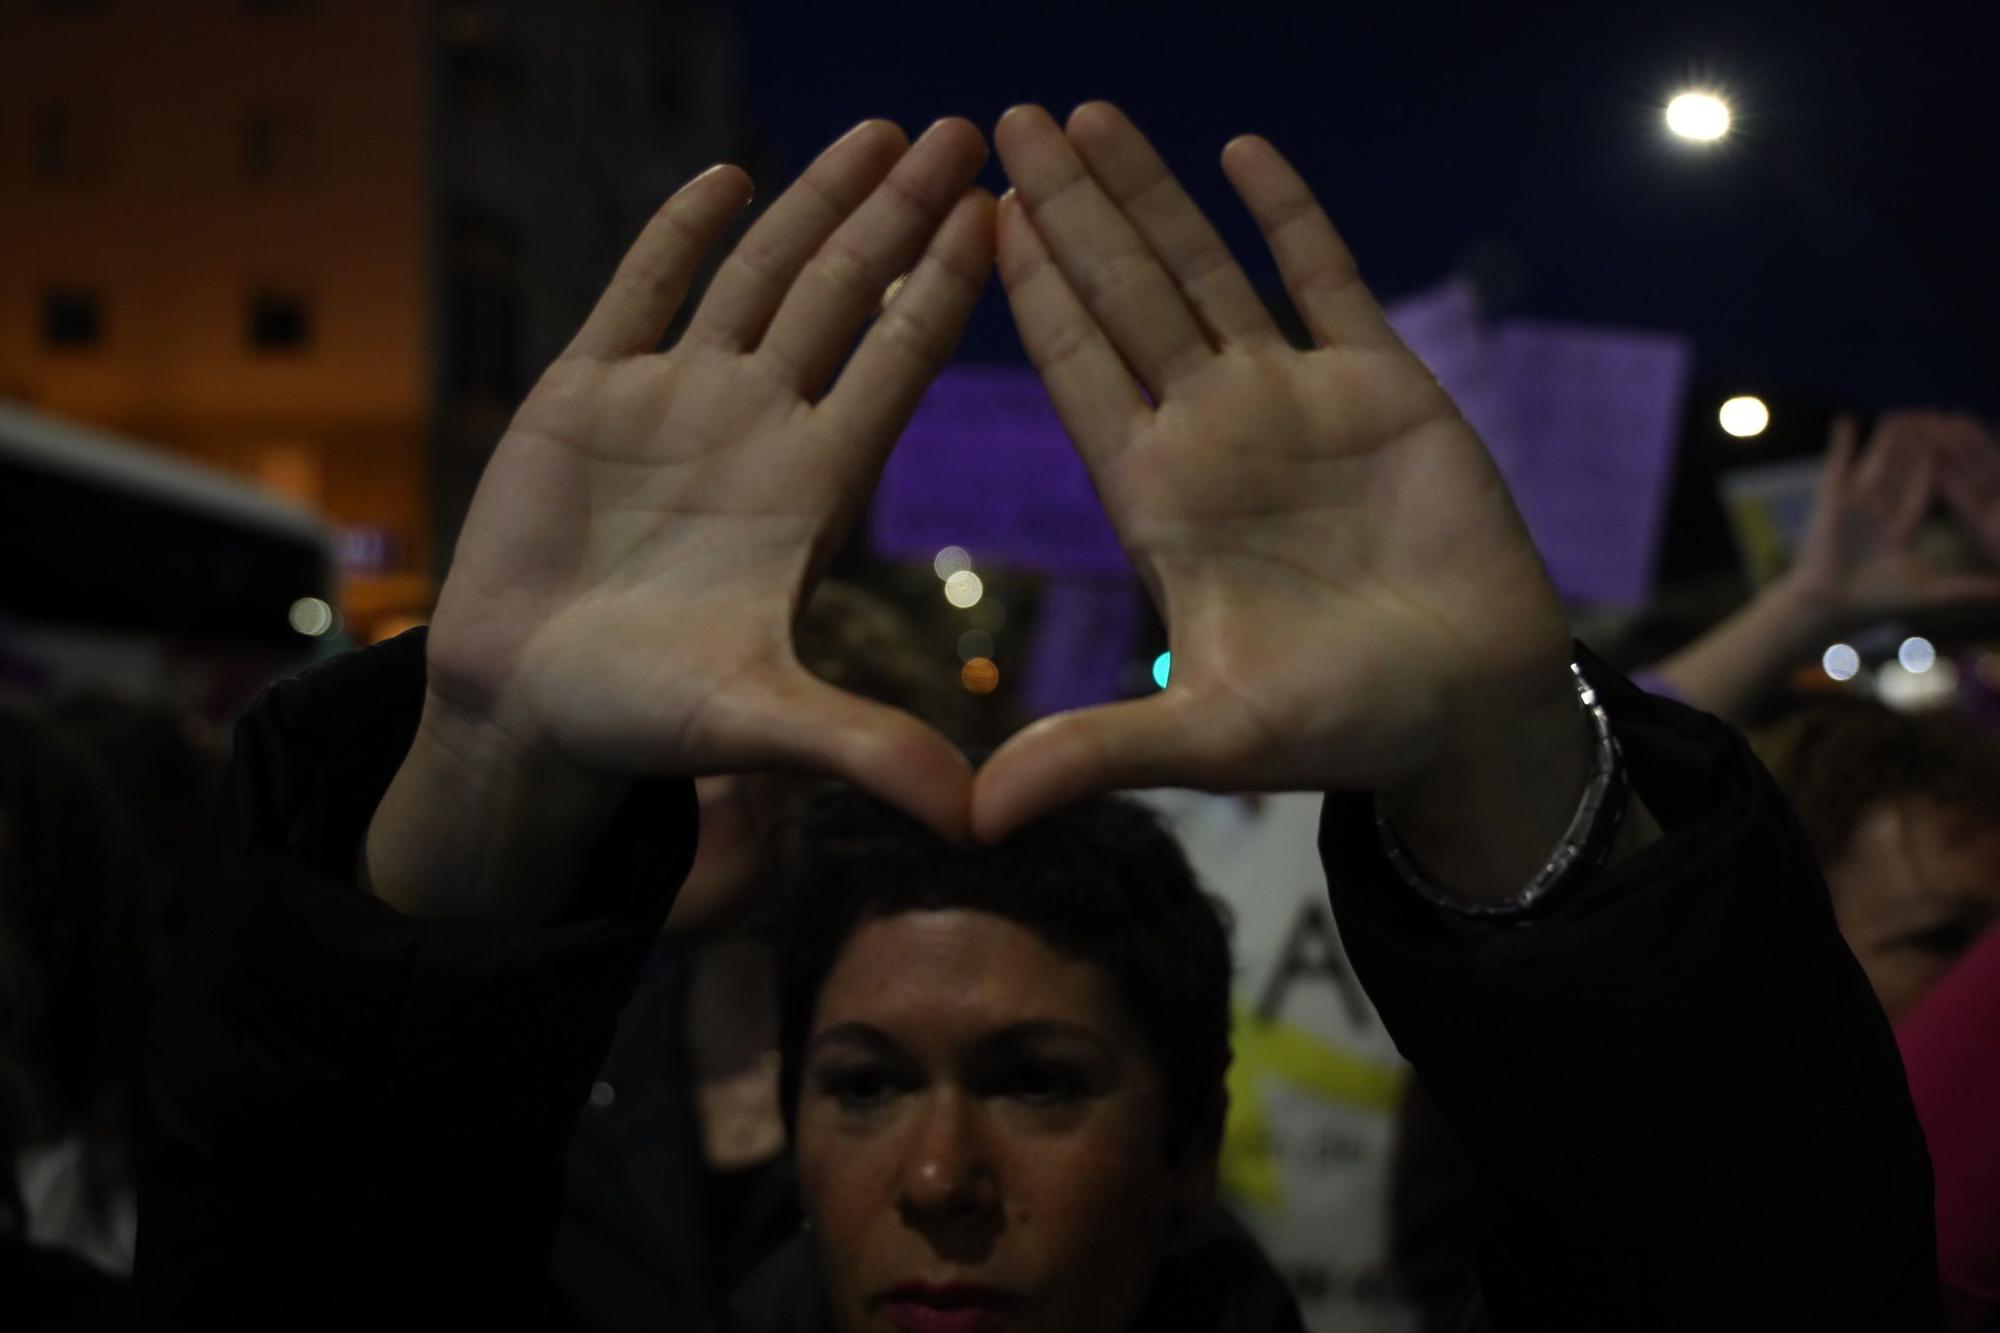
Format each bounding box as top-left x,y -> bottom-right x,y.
752,672 -> 975,841
971,690 -> 1240,843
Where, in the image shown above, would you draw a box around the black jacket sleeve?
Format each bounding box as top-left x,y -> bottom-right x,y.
136,630 -> 698,1327
1320,652 -> 1938,1331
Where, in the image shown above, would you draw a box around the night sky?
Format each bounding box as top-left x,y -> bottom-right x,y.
728,0 -> 2000,417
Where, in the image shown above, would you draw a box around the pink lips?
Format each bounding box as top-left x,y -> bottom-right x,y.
878,1284 -> 1020,1333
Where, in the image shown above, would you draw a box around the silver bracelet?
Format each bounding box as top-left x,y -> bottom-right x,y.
1373,662 -> 1627,920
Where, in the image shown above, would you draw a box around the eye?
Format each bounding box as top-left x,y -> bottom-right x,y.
987,1060 -> 1087,1106
1895,920 -> 1982,958
815,1064 -> 906,1112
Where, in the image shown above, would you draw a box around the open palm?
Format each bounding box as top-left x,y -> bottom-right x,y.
975,104 -> 1573,839
424,119 -> 993,836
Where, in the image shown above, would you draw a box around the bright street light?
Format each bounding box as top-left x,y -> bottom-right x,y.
1718,395 -> 1770,438
1666,91 -> 1731,142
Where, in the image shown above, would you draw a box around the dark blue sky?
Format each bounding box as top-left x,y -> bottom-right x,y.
728,0 -> 2000,416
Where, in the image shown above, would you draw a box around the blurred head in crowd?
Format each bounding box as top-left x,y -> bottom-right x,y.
50,693 -> 222,971
1755,698 -> 2000,1020
0,693 -> 146,1235
668,579 -> 1006,933
772,786 -> 1232,1333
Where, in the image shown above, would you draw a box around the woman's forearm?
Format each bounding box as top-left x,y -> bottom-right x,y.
1649,573 -> 1842,722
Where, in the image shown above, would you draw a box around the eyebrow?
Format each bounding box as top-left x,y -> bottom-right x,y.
803,1019 -> 1117,1064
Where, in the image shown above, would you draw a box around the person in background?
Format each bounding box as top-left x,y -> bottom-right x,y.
1660,414 -> 2000,1325
1650,410 -> 2000,723
1750,698 -> 2000,1021
0,693 -> 141,1327
1898,925 -> 2000,1331
1394,412 -> 2000,1328
1398,407 -> 2000,1323
49,695 -> 223,985
1754,698 -> 2000,1331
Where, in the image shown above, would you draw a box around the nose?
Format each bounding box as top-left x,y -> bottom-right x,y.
896,1091 -> 1001,1244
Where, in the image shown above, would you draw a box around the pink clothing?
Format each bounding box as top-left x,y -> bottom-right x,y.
1898,924 -> 2000,1313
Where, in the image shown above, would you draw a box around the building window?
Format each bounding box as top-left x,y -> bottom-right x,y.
242,108 -> 315,184
248,291 -> 311,352
42,287 -> 104,349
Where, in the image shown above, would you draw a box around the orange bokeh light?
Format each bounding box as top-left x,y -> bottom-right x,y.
960,657 -> 1000,694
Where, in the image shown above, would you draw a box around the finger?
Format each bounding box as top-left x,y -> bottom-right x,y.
1883,437 -> 1935,543
1824,413 -> 1861,482
1927,415 -> 2000,500
1806,413 -> 1862,524
818,187 -> 996,456
970,692 -> 1240,842
1064,101 -> 1277,348
1219,134 -> 1401,352
755,673 -> 975,841
687,120 -> 909,351
1935,455 -> 2000,562
563,164 -> 756,361
758,118 -> 988,398
993,104 -> 1212,395
993,189 -> 1150,457
1853,412 -> 1916,500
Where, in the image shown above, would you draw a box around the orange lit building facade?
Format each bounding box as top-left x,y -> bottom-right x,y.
0,0 -> 433,634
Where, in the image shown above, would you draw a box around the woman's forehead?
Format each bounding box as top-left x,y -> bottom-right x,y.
808,908 -> 1140,1045
1837,799 -> 2000,919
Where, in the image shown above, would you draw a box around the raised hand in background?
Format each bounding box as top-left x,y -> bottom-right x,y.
1655,409 -> 2000,722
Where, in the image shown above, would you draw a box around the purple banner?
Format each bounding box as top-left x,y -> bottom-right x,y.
869,366 -> 1130,577
1021,578 -> 1146,717
1387,281 -> 1691,608
1491,319 -> 1691,607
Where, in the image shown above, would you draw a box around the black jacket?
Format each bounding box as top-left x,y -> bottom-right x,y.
135,631 -> 1938,1329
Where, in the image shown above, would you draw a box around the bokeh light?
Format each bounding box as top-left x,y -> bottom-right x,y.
969,599 -> 1006,633
1877,658 -> 1959,711
1152,651 -> 1172,690
943,569 -> 984,608
1821,643 -> 1860,682
1718,395 -> 1769,438
961,657 -> 1000,694
957,629 -> 994,662
932,545 -> 972,579
1898,636 -> 1937,673
288,596 -> 335,637
1666,91 -> 1731,142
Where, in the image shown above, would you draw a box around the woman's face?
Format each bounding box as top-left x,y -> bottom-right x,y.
794,908 -> 1210,1333
1828,797 -> 2000,1022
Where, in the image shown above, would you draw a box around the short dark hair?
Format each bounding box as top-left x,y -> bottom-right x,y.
773,786 -> 1233,1163
1752,697 -> 2000,866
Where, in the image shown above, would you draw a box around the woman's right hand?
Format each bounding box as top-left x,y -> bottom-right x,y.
1782,410 -> 2000,629
365,119 -> 994,919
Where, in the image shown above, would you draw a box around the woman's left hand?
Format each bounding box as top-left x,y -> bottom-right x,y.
973,104 -> 1589,894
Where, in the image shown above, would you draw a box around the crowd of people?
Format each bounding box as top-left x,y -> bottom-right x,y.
4,102 -> 1998,1331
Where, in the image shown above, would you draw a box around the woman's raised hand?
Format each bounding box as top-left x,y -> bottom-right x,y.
974,104 -> 1586,890
1784,411 -> 2000,626
369,120 -> 993,918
